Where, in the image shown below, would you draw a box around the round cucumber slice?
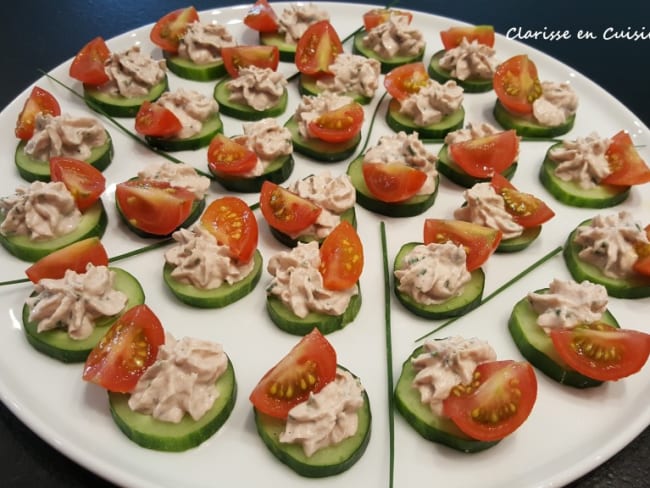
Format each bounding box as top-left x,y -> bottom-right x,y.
116,196 -> 205,239
437,144 -> 517,188
352,30 -> 424,73
298,74 -> 373,105
269,207 -> 356,248
145,113 -> 223,152
496,226 -> 542,253
163,51 -> 227,81
22,267 -> 145,363
210,155 -> 294,193
83,77 -> 168,118
259,32 -> 297,62
285,116 -> 361,162
493,100 -> 575,138
108,358 -> 236,452
213,79 -> 288,121
428,50 -> 494,93
393,242 -> 485,319
386,98 -> 465,140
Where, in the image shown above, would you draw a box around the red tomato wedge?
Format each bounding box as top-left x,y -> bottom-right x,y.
319,220 -> 364,291
550,323 -> 650,382
221,45 -> 279,78
307,102 -> 364,143
115,179 -> 195,236
250,328 -> 337,419
259,181 -> 322,235
493,55 -> 542,115
423,219 -> 502,272
384,62 -> 430,102
602,130 -> 650,186
362,162 -> 427,202
295,20 -> 343,76
25,237 -> 109,283
449,130 -> 519,178
440,25 -> 495,50
362,8 -> 413,31
200,196 -> 259,264
243,0 -> 279,33
443,360 -> 538,442
50,157 -> 106,211
207,134 -> 258,176
134,101 -> 182,137
490,173 -> 555,228
15,86 -> 61,141
150,6 -> 200,53
82,304 -> 165,393
69,36 -> 111,86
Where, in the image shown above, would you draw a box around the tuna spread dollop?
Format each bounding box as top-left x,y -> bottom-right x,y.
532,81 -> 578,127
157,88 -> 219,139
362,15 -> 424,59
227,66 -> 287,111
277,3 -> 329,44
232,118 -> 293,177
178,21 -> 236,64
138,161 -> 210,200
439,38 -> 498,80
444,122 -> 501,145
548,133 -> 612,189
399,80 -> 464,126
315,53 -> 381,99
294,93 -> 354,140
103,46 -> 166,98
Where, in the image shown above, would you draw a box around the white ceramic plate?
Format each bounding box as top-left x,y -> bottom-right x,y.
0,3 -> 648,487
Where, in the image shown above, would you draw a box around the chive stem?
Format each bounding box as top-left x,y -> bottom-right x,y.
0,277 -> 29,287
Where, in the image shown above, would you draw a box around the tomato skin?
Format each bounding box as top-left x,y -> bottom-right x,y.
134,101 -> 182,137
50,157 -> 106,211
295,20 -> 343,76
249,329 -> 337,419
550,323 -> 650,382
69,36 -> 111,86
150,6 -> 200,53
602,130 -> 650,186
493,55 -> 543,115
362,162 -> 427,203
384,62 -> 430,102
423,219 -> 502,272
443,360 -> 538,442
207,134 -> 258,176
307,102 -> 364,143
449,130 -> 519,178
490,173 -> 555,228
243,0 -> 279,33
15,86 -> 61,140
199,196 -> 259,264
362,8 -> 412,31
221,45 -> 279,78
259,181 -> 322,235
82,304 -> 165,393
319,220 -> 364,291
440,25 -> 495,50
25,237 -> 109,283
115,179 -> 195,236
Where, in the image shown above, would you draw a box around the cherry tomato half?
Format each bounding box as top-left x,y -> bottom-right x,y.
207,134 -> 258,176
295,20 -> 343,76
150,6 -> 200,53
243,0 -> 279,33
362,8 -> 413,31
493,55 -> 542,115
449,130 -> 519,178
384,62 -> 430,102
490,173 -> 555,228
15,86 -> 61,141
221,45 -> 279,78
319,220 -> 364,291
259,181 -> 322,235
25,237 -> 109,283
307,102 -> 364,143
69,37 -> 111,86
440,25 -> 495,50
134,101 -> 182,138
50,157 -> 106,211
362,162 -> 426,202
602,130 -> 650,186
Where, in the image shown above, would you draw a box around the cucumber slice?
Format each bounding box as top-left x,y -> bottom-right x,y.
496,226 -> 541,253
352,30 -> 424,73
493,100 -> 575,138
266,287 -> 362,336
213,78 -> 288,121
21,267 -> 145,363
253,368 -> 371,477
108,358 -> 236,451
393,242 -> 485,319
563,221 -> 650,298
15,133 -> 114,182
259,32 -> 297,62
210,154 -> 294,193
0,200 -> 107,262
116,196 -> 205,239
386,98 -> 465,140
507,292 -> 620,388
428,50 -> 494,93
436,144 -> 517,188
539,143 -> 630,208
298,74 -> 373,105
285,116 -> 361,162
269,207 -> 356,248
83,78 -> 168,118
394,346 -> 498,452
163,250 -> 263,308
347,155 -> 438,217
145,113 -> 223,152
163,51 -> 226,81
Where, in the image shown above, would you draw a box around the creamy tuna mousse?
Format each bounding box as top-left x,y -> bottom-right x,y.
155,89 -> 219,139
398,79 -> 464,127
439,38 -> 498,81
294,92 -> 355,140
178,21 -> 236,65
276,3 -> 329,44
102,45 -> 167,98
315,53 -> 381,99
227,66 -> 287,111
137,161 -> 210,200
231,118 -> 293,177
547,132 -> 612,189
532,81 -> 578,127
362,15 -> 424,59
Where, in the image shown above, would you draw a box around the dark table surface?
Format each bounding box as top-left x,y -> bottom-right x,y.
1,1 -> 648,487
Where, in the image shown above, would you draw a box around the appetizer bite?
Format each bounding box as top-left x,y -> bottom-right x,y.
395,336 -> 537,452
70,37 -> 168,117
265,221 -> 363,336
454,174 -> 555,252
428,25 -> 498,93
83,304 -> 236,451
393,219 -> 501,319
540,130 -> 650,208
21,238 -> 144,362
563,211 -> 650,298
163,196 -> 263,308
208,118 -> 294,193
384,62 -> 465,139
347,131 -> 438,217
493,54 -> 578,137
250,329 -> 371,477
509,278 -> 650,387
